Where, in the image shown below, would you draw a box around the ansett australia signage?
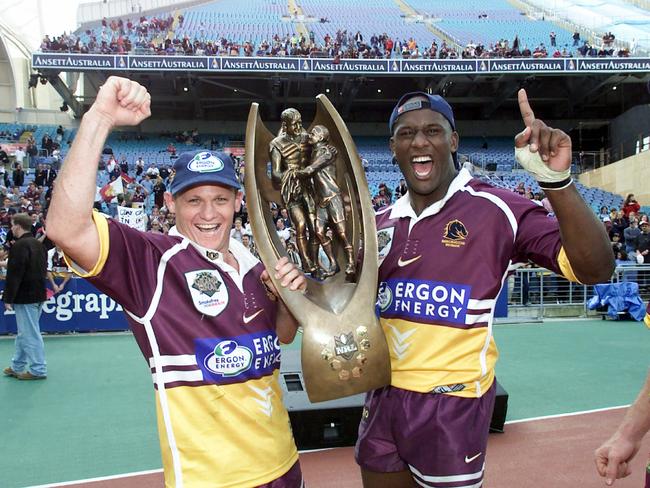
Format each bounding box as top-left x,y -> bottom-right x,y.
32,53 -> 650,75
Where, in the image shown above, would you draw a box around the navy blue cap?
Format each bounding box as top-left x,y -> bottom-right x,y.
389,91 -> 459,169
389,91 -> 456,134
169,150 -> 240,195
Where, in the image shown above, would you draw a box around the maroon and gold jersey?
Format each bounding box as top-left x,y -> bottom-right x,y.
67,213 -> 298,488
375,169 -> 578,397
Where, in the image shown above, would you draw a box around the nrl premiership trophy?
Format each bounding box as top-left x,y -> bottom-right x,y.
245,95 -> 390,402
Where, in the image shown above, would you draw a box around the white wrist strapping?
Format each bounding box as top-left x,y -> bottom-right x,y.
514,146 -> 572,190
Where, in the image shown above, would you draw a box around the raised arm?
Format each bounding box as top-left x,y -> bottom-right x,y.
515,89 -> 613,284
46,77 -> 151,271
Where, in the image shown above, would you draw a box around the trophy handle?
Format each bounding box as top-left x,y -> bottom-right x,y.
245,99 -> 391,403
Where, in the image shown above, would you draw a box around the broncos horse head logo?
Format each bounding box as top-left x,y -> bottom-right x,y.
443,220 -> 468,241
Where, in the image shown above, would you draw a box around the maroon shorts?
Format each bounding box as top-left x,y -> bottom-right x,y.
257,461 -> 303,488
355,383 -> 496,486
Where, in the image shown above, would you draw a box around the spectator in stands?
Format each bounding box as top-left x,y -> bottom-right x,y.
12,164 -> 24,187
119,155 -> 130,174
0,148 -> 9,169
573,31 -> 580,46
135,156 -> 145,176
635,221 -> 650,265
41,134 -> 53,155
623,193 -> 640,217
42,165 -> 57,188
276,217 -> 291,243
230,217 -> 245,243
47,76 -> 305,487
355,89 -> 613,488
47,245 -> 72,294
13,146 -> 26,168
279,207 -> 292,229
625,217 -> 641,254
152,176 -> 166,208
610,210 -> 628,238
2,213 -> 48,380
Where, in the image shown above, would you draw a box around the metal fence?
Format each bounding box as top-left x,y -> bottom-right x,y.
507,264 -> 650,315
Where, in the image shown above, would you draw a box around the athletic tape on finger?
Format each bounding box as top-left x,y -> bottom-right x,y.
515,146 -> 570,184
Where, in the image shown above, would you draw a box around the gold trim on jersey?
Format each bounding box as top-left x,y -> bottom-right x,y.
557,246 -> 581,284
644,313 -> 650,329
382,317 -> 498,398
155,371 -> 298,487
63,211 -> 110,278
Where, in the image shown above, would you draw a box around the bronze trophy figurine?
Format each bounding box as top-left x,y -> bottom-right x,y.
245,95 -> 391,402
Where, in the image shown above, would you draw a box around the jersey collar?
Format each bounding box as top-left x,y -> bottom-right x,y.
389,168 -> 472,222
168,226 -> 259,276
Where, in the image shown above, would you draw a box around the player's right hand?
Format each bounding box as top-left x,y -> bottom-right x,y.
88,76 -> 151,128
594,434 -> 639,485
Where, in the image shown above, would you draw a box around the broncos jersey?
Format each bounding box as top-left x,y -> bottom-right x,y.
67,213 -> 298,488
375,169 -> 579,398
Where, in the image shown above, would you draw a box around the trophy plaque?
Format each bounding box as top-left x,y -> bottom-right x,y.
244,95 -> 391,402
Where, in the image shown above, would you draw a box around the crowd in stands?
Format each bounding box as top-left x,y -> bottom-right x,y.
37,12 -> 633,59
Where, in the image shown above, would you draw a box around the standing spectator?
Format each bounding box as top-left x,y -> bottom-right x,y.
41,134 -> 53,155
43,165 -> 57,187
230,217 -> 245,242
119,155 -> 130,174
13,146 -> 26,168
573,31 -> 580,46
636,221 -> 650,263
623,194 -> 640,218
275,217 -> 291,242
12,164 -> 25,187
135,156 -> 145,177
2,213 -> 48,380
625,218 -> 641,254
550,31 -> 556,47
152,175 -> 166,208
0,147 -> 9,169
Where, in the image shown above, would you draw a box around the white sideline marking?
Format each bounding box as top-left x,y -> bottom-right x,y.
26,469 -> 163,487
26,406 -> 632,487
506,404 -> 630,424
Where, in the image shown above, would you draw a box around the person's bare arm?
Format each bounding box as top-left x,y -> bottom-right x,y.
595,369 -> 650,485
47,77 -> 150,270
515,89 -> 613,284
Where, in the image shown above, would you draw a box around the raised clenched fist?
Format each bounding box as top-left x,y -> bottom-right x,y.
88,76 -> 151,128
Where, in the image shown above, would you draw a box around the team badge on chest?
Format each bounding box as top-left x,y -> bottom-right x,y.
377,227 -> 395,264
185,269 -> 229,316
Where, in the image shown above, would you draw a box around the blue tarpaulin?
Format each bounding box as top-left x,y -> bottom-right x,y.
587,282 -> 646,321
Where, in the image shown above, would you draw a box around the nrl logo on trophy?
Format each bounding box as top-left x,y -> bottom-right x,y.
245,95 -> 391,402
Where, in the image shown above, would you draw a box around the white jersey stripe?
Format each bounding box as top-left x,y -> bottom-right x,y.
461,186 -> 518,240
152,369 -> 204,384
467,298 -> 495,309
140,239 -> 190,488
409,463 -> 484,483
148,354 -> 197,369
465,312 -> 491,325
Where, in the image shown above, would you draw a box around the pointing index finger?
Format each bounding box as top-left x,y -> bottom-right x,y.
518,88 -> 535,128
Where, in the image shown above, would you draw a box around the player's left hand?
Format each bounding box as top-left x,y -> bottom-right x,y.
261,256 -> 307,294
515,89 -> 572,180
